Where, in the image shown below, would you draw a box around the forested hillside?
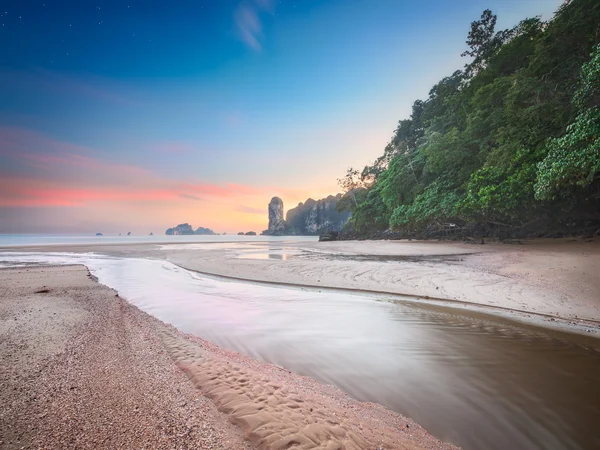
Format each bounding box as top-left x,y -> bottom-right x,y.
339,0 -> 600,239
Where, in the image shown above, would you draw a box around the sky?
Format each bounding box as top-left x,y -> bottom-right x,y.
0,0 -> 563,234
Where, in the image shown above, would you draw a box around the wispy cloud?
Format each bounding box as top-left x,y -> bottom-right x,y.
179,193 -> 202,201
0,126 -> 266,208
234,0 -> 275,51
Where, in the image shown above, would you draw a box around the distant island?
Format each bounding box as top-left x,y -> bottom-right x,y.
165,223 -> 217,235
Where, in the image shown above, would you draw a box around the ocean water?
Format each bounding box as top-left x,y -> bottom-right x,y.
0,233 -> 318,247
0,251 -> 599,450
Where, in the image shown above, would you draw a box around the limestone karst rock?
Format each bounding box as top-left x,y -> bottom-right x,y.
267,197 -> 286,235
165,223 -> 195,235
286,194 -> 350,235
195,226 -> 216,235
261,195 -> 350,235
165,224 -> 216,235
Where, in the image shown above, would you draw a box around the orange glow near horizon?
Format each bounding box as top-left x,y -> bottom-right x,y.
0,126 -> 340,233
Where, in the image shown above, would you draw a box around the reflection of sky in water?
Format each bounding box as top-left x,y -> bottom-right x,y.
0,252 -> 599,450
159,242 -> 307,261
234,247 -> 305,260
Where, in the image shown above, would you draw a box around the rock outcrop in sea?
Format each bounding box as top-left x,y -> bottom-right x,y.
195,226 -> 216,235
264,197 -> 286,236
165,224 -> 216,235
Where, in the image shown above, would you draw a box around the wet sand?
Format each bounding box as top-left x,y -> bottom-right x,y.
4,237 -> 600,326
164,238 -> 600,326
0,265 -> 455,450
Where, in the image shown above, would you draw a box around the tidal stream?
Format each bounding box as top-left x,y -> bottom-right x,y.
1,252 -> 599,450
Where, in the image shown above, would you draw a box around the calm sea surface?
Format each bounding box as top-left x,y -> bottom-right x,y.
0,233 -> 317,247
0,246 -> 598,450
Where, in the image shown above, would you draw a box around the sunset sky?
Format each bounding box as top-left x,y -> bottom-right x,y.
1,0 -> 562,234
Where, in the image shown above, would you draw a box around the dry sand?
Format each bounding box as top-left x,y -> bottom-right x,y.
0,265 -> 456,450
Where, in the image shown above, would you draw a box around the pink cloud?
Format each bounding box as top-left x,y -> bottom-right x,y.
0,126 -> 149,178
0,127 -> 269,208
234,0 -> 277,52
0,176 -> 262,208
235,3 -> 263,51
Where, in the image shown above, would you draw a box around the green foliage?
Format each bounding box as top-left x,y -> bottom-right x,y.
462,149 -> 539,221
350,184 -> 390,233
535,44 -> 600,200
337,0 -> 600,235
390,181 -> 462,230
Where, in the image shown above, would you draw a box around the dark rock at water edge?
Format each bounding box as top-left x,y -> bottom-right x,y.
337,220 -> 600,242
95,233 -> 103,236
245,231 -> 257,236
318,231 -> 338,242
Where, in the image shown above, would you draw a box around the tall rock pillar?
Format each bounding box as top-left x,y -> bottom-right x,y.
267,197 -> 286,235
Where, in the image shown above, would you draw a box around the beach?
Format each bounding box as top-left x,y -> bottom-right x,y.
0,264 -> 455,450
8,236 -> 598,325
1,237 -> 600,449
165,238 -> 600,326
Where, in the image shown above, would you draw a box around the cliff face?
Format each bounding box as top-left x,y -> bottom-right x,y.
266,197 -> 286,235
286,194 -> 350,235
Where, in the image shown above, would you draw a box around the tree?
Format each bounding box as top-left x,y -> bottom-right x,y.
462,9 -> 512,78
337,167 -> 364,207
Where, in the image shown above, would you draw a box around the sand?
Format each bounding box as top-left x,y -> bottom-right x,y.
4,237 -> 599,326
161,238 -> 600,325
0,265 -> 456,450
3,236 -> 599,328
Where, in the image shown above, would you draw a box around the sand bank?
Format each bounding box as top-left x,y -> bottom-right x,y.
3,236 -> 598,325
0,265 -> 455,449
162,238 -> 600,326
